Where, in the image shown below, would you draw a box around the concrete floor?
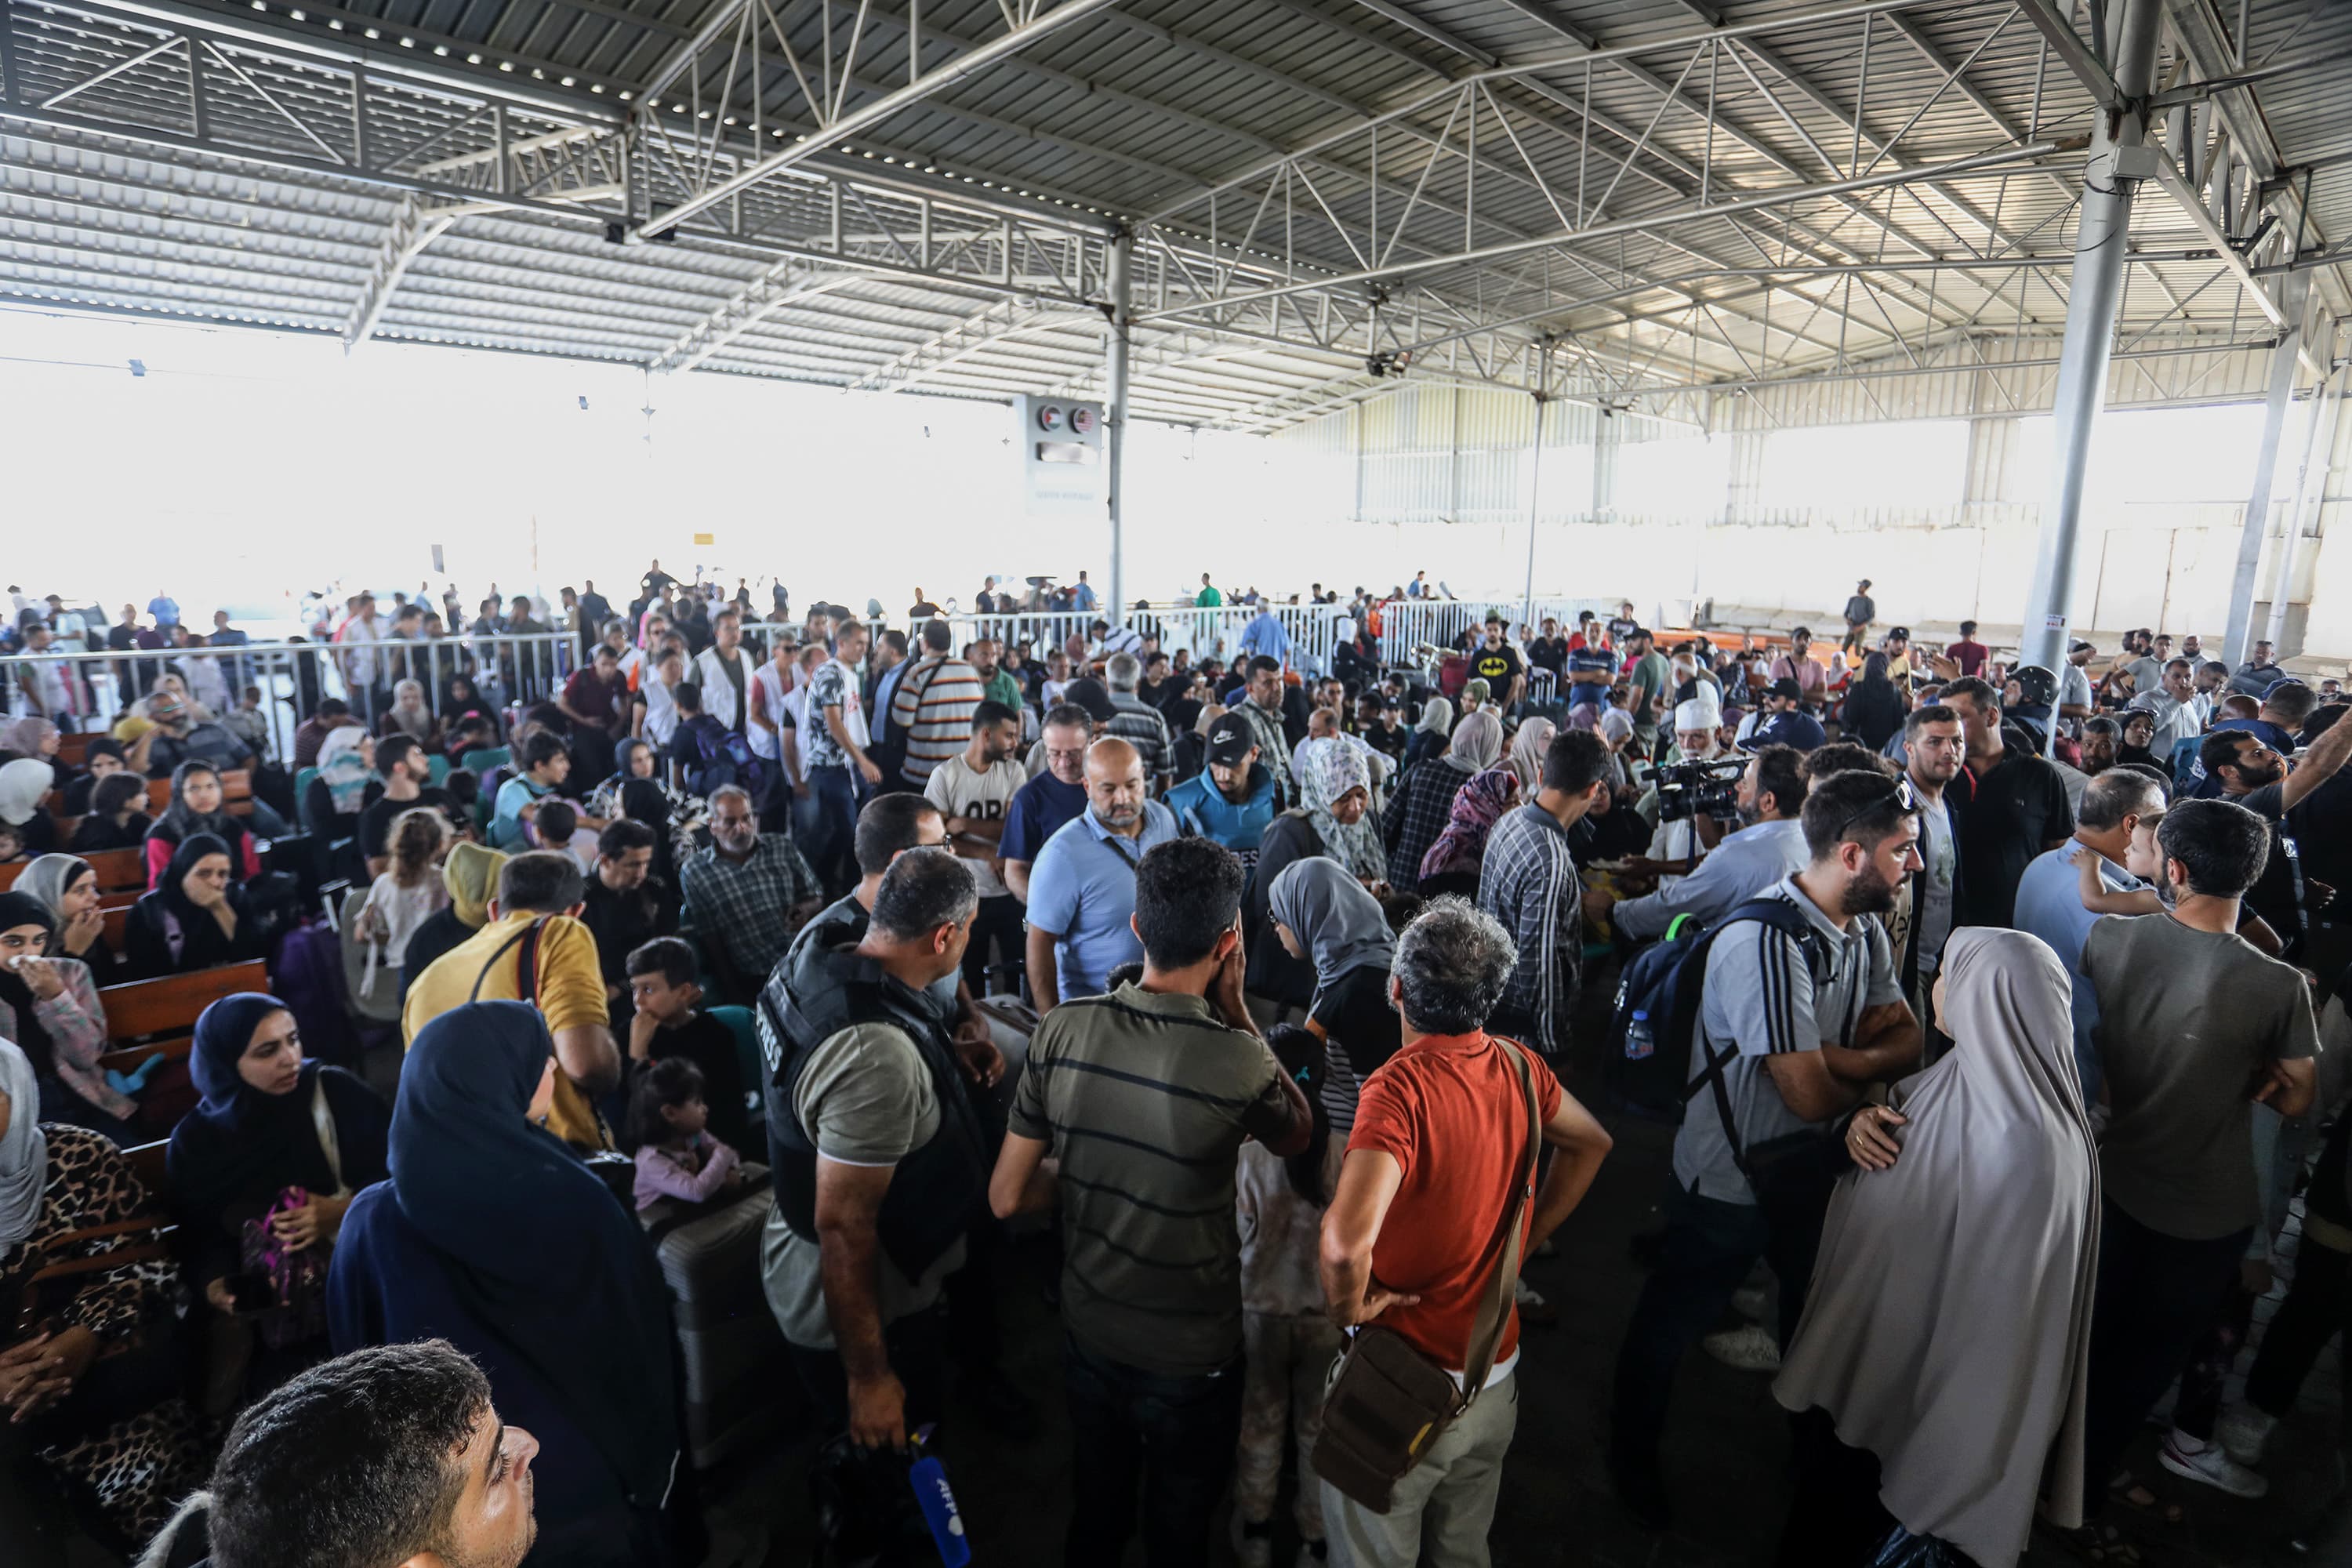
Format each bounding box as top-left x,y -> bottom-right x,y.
721,1022 -> 2352,1568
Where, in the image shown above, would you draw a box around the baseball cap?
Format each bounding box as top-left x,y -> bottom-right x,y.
1062,677 -> 1116,726
1769,677 -> 1804,701
1205,713 -> 1257,765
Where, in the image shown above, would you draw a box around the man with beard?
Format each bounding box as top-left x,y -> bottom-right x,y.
925,702 -> 1031,996
1896,704 -> 1965,1024
2198,715 -> 2352,960
1634,700 -> 1735,880
1024,738 -> 1179,1010
1941,677 -> 2074,928
1607,743 -> 1811,941
679,783 -> 823,1001
1611,768 -> 1922,1528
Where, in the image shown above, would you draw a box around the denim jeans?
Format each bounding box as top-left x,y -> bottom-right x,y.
801,764 -> 863,894
1061,1335 -> 1246,1568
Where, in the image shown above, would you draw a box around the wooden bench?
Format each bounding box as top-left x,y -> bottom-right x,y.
122,1140 -> 169,1200
96,960 -> 269,1073
56,733 -> 91,769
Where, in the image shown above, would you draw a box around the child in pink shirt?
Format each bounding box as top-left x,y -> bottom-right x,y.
627,1057 -> 743,1212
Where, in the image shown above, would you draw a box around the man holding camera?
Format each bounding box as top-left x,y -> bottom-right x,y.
1606,745 -> 1812,941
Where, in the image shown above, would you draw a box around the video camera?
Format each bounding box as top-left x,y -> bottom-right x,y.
1654,756 -> 1747,824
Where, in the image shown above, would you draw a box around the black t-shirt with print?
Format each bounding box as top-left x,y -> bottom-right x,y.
1472,644 -> 1524,691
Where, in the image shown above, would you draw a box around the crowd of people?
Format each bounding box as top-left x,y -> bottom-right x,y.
2,560 -> 2349,1568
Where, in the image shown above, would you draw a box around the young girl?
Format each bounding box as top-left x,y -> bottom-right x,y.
71,770 -> 153,851
627,1058 -> 743,1213
2078,804 -> 2288,954
1231,1025 -> 1347,1568
356,808 -> 452,996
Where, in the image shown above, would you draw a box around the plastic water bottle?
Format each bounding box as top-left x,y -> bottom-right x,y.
1625,1008 -> 1654,1062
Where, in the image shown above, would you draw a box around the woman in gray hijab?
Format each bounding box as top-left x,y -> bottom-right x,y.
1773,927 -> 2100,1568
1267,858 -> 1402,1105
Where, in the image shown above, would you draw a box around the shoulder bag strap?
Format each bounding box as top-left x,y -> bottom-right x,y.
1457,1040 -> 1544,1409
467,920 -> 539,1004
310,1074 -> 348,1198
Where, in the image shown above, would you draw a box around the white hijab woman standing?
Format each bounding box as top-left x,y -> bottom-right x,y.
1773,927 -> 2100,1567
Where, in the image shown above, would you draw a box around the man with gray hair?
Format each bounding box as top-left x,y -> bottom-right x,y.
2013,766 -> 2170,1103
680,782 -> 823,1001
1319,897 -> 1613,1566
1102,651 -> 1173,793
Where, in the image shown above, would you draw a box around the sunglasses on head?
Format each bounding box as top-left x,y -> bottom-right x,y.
1828,775 -> 1920,844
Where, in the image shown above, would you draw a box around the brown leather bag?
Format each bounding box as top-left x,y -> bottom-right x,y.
1308,1040 -> 1543,1513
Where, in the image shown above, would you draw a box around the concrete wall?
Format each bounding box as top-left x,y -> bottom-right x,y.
1276,372 -> 2351,661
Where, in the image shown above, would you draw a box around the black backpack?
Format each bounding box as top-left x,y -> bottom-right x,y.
1606,898 -> 1820,1123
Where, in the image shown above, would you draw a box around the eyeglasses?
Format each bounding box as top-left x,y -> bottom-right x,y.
1828,775 -> 1919,845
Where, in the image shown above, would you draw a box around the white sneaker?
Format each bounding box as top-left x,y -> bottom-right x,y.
2216,1406 -> 2279,1466
1702,1323 -> 1783,1372
2159,1434 -> 2269,1498
1730,1283 -> 1771,1323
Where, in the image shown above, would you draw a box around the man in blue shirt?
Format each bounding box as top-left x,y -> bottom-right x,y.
1069,571 -> 1098,612
1163,713 -> 1277,864
1237,605 -> 1291,666
1025,737 -> 1179,1008
146,590 -> 181,629
1000,702 -> 1094,902
2012,768 -> 2166,1103
1606,746 -> 1811,940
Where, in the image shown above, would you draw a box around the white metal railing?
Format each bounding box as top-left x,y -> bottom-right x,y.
2,601 -> 1653,750
0,633 -> 586,758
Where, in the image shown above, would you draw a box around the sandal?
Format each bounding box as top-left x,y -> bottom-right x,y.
2104,1475 -> 2185,1526
2036,1520 -> 2146,1564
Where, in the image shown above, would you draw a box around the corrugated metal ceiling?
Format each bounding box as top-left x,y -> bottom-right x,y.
0,0 -> 2343,429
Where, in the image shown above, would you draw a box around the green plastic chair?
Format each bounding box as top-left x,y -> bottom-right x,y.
460,746 -> 510,775
425,752 -> 451,787
705,1004 -> 767,1133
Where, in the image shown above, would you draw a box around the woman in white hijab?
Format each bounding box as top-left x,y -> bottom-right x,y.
1773,927 -> 2100,1568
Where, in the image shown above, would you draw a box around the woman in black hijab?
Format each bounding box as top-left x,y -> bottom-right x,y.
1841,652 -> 1908,752
0,890 -> 140,1141
142,759 -> 260,889
328,1002 -> 688,1566
168,992 -> 387,1409
125,832 -> 264,979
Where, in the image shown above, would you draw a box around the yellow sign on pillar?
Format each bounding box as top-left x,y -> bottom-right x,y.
691,532 -> 716,546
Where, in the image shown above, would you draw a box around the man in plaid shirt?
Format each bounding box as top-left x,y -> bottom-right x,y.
1478,728 -> 1615,1057
681,783 -> 823,1000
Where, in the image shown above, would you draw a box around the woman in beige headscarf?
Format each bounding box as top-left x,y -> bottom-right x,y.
1773,927 -> 2100,1567
1504,716 -> 1554,795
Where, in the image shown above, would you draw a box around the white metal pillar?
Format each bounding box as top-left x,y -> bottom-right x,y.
2263,333 -> 2340,651
1103,230 -> 1133,622
2223,270 -> 2309,665
2018,0 -> 2162,675
1522,386 -> 1547,630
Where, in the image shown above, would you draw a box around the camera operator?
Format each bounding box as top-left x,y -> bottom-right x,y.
1631,702 -> 1735,878
1602,745 -> 1812,941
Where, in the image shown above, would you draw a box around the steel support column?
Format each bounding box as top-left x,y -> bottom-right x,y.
1104,230 -> 1133,622
2223,270 -> 2309,665
2264,350 -> 2341,650
1522,368 -> 1548,628
2018,0 -> 2161,676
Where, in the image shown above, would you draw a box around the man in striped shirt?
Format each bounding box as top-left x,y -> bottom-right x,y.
1102,652 -> 1173,794
1478,728 -> 1615,1058
887,619 -> 984,790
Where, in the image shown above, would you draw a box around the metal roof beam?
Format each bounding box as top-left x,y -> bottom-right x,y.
627,0 -> 1119,240
647,262 -> 858,372
342,192 -> 452,347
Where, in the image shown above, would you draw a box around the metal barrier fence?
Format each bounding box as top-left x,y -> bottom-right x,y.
0,633 -> 584,757
0,600 -> 1653,748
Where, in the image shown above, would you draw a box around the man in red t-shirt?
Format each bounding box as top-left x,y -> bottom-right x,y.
1944,619 -> 1990,679
1318,898 -> 1614,1565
